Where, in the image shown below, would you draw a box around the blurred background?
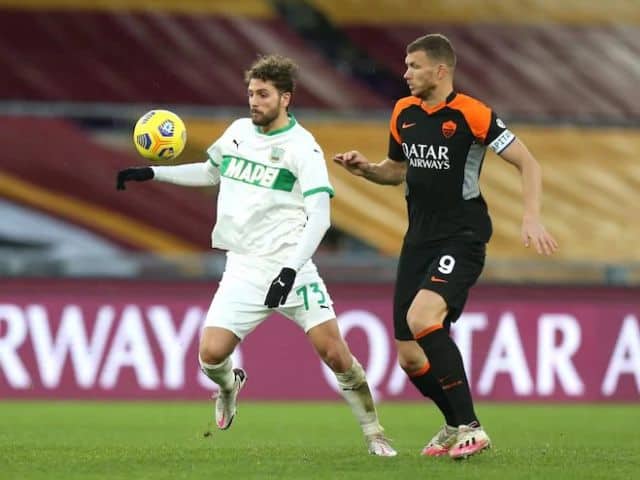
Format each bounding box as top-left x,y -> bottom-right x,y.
0,0 -> 639,404
1,0 -> 639,284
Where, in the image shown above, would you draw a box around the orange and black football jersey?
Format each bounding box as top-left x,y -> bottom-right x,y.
388,91 -> 515,245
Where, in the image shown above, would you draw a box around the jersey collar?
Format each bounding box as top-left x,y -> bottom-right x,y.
420,90 -> 457,115
255,113 -> 297,136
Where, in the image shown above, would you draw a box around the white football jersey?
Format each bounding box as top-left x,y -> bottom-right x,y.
206,115 -> 334,259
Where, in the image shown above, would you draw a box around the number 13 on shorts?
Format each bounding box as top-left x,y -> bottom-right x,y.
295,282 -> 327,310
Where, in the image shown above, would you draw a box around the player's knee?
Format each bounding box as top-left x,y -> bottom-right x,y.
198,344 -> 228,365
397,354 -> 425,374
407,302 -> 445,336
395,340 -> 428,374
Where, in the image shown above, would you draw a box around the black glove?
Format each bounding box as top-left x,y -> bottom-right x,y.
116,167 -> 154,190
264,267 -> 296,308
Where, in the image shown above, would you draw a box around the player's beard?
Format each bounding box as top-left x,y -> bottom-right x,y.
250,106 -> 279,127
417,81 -> 437,101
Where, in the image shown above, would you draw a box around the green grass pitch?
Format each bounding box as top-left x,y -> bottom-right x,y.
1,401 -> 638,479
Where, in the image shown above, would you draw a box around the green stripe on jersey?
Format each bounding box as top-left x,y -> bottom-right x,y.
303,186 -> 334,198
220,155 -> 297,191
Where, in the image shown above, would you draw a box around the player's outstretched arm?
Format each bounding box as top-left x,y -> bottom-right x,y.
333,151 -> 406,185
499,138 -> 559,255
116,161 -> 220,191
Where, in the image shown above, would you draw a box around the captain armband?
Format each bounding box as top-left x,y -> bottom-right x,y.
488,129 -> 516,154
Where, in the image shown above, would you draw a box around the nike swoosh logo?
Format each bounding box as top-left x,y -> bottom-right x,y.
431,276 -> 448,283
402,122 -> 416,129
442,380 -> 463,391
276,279 -> 285,287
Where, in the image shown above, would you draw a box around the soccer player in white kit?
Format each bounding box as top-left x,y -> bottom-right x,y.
116,55 -> 396,456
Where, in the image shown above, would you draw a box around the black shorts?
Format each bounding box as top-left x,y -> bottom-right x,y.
393,237 -> 486,341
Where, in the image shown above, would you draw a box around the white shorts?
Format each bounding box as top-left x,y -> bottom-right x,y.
204,252 -> 336,340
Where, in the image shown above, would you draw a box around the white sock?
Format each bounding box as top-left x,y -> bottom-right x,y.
199,356 -> 235,391
335,356 -> 383,437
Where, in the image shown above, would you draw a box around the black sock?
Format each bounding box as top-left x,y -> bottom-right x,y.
416,328 -> 479,426
408,365 -> 457,426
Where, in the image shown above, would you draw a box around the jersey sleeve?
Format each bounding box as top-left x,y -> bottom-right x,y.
387,133 -> 404,162
205,121 -> 236,167
387,98 -> 410,162
485,111 -> 516,154
295,143 -> 335,199
207,144 -> 223,168
152,161 -> 220,186
453,95 -> 515,154
206,137 -> 225,168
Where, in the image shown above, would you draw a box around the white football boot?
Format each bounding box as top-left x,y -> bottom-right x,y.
215,368 -> 247,430
448,423 -> 491,459
366,433 -> 398,457
420,424 -> 459,456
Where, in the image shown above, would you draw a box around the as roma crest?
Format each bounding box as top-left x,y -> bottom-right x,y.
442,120 -> 457,138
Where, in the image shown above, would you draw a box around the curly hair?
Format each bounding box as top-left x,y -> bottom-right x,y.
244,54 -> 298,94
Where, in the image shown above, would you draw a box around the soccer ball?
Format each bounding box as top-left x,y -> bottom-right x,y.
133,109 -> 186,161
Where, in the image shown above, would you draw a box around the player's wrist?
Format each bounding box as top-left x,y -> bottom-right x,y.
361,162 -> 375,179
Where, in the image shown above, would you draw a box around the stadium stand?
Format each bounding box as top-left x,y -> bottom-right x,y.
0,116 -> 214,252
338,23 -> 640,123
1,0 -> 274,16
309,0 -> 640,25
0,6 -> 387,110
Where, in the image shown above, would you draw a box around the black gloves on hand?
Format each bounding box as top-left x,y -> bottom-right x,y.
116,167 -> 154,190
264,267 -> 296,308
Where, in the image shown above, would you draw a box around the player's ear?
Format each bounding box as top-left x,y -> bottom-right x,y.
280,91 -> 292,109
437,64 -> 449,80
